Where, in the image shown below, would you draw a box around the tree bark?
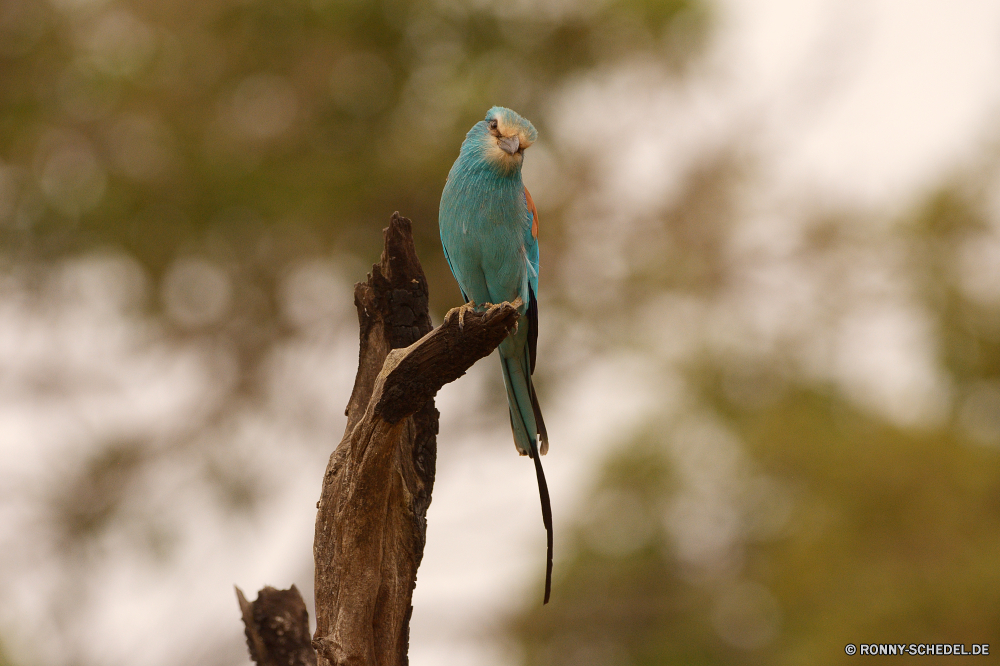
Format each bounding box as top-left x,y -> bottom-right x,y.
238,213 -> 519,665
308,213 -> 519,666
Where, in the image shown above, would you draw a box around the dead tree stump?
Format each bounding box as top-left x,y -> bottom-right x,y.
238,213 -> 520,666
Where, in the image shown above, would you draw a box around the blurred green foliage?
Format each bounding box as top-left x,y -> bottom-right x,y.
0,0 -> 707,392
0,0 -> 705,298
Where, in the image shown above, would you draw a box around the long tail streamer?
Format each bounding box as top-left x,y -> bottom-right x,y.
529,439 -> 553,604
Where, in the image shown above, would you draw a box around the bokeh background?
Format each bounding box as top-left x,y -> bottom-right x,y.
2,0 -> 1000,663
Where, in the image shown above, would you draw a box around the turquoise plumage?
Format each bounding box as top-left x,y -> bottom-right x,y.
439,106 -> 552,603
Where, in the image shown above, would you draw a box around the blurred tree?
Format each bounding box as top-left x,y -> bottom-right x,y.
0,0 -> 710,408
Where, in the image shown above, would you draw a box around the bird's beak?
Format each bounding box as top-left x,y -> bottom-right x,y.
498,135 -> 520,155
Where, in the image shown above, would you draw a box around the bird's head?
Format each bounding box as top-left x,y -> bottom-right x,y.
474,106 -> 537,174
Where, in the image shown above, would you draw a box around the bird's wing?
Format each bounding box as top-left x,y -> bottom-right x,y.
441,241 -> 470,303
523,186 -> 540,370
523,186 -> 540,296
524,186 -> 539,240
522,187 -> 546,448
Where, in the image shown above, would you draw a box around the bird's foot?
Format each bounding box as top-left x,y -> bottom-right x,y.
483,301 -> 504,318
457,301 -> 477,331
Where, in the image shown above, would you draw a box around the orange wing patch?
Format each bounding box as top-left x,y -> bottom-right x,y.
524,186 -> 538,239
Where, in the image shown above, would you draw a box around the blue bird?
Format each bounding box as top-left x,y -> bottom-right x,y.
439,106 -> 552,603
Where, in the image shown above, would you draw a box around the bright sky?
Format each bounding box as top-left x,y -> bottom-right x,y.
722,0 -> 1000,207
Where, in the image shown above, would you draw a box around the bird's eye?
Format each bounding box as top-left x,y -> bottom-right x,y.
488,119 -> 498,131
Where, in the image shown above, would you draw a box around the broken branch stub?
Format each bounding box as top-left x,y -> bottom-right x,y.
236,585 -> 316,666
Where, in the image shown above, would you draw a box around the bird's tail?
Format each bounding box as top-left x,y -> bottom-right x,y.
529,435 -> 553,605
500,341 -> 547,457
501,352 -> 553,604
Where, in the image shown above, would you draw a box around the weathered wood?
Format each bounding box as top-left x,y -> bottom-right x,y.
310,213 -> 520,666
235,214 -> 520,666
236,585 -> 316,666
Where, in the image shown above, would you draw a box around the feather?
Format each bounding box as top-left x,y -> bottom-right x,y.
525,186 -> 539,239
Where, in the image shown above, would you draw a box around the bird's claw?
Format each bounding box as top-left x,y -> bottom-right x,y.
453,299 -> 518,331
457,301 -> 476,331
